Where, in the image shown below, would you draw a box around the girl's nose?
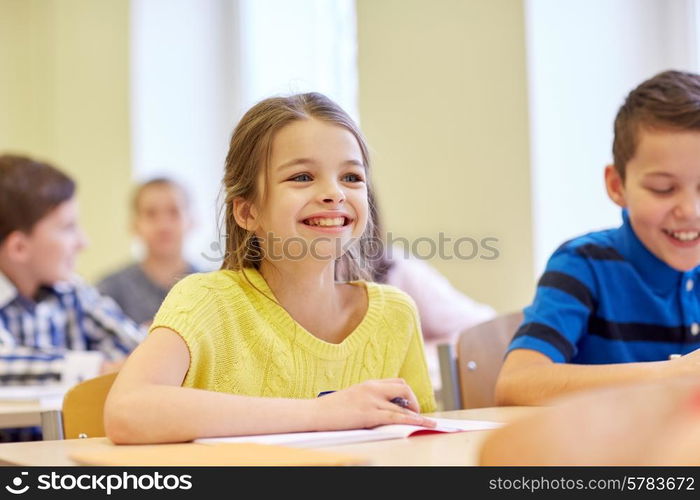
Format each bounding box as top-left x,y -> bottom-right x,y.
321,184 -> 345,204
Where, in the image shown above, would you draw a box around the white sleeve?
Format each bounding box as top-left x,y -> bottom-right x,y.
385,254 -> 496,342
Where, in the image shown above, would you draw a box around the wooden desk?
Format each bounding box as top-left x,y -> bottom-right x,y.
0,407 -> 536,466
0,385 -> 65,430
0,403 -> 46,429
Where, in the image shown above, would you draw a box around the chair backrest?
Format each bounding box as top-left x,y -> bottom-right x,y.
456,311 -> 523,409
438,312 -> 523,410
61,372 -> 118,439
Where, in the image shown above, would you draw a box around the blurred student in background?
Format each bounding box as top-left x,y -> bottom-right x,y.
0,154 -> 144,439
98,178 -> 198,326
373,246 -> 495,389
370,214 -> 496,389
380,254 -> 495,344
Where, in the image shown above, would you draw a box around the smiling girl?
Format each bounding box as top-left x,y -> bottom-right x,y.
104,93 -> 436,444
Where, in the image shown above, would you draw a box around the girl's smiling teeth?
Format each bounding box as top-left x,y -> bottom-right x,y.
302,216 -> 350,227
663,229 -> 700,242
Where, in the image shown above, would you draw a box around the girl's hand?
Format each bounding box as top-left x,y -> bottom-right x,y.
310,378 -> 437,431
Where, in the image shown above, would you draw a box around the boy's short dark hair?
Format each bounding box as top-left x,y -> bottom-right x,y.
0,154 -> 76,244
131,177 -> 189,214
613,70 -> 700,181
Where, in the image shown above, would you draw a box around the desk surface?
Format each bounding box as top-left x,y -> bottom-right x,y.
0,403 -> 52,429
0,406 -> 537,466
0,386 -> 66,429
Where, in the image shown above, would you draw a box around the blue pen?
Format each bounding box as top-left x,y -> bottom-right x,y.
390,397 -> 410,409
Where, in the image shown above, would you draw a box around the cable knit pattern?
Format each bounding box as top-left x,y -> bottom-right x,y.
150,268 -> 436,412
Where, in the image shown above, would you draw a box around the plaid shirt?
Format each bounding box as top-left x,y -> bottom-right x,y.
0,271 -> 145,385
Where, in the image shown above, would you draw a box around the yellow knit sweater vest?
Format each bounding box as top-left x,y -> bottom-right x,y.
150,268 -> 436,412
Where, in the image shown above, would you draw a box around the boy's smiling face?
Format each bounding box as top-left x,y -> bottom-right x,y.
134,183 -> 191,260
22,197 -> 87,286
606,128 -> 700,271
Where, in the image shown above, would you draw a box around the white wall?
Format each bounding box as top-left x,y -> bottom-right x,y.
130,0 -> 240,269
526,0 -> 700,274
238,0 -> 358,119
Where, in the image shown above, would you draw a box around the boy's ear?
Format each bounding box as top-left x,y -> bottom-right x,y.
232,198 -> 260,231
605,164 -> 627,208
0,231 -> 31,264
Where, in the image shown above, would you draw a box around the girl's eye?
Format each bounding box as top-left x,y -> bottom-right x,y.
290,173 -> 312,182
342,173 -> 364,183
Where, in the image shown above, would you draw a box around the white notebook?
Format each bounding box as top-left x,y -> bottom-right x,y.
195,418 -> 502,448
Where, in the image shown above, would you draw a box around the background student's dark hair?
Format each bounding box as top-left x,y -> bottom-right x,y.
0,154 -> 75,244
613,70 -> 700,181
131,177 -> 190,214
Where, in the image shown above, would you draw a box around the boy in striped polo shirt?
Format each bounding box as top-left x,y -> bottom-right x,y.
0,155 -> 144,439
497,70 -> 700,405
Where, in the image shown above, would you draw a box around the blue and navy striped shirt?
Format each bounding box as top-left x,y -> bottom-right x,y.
0,272 -> 145,385
509,211 -> 700,363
